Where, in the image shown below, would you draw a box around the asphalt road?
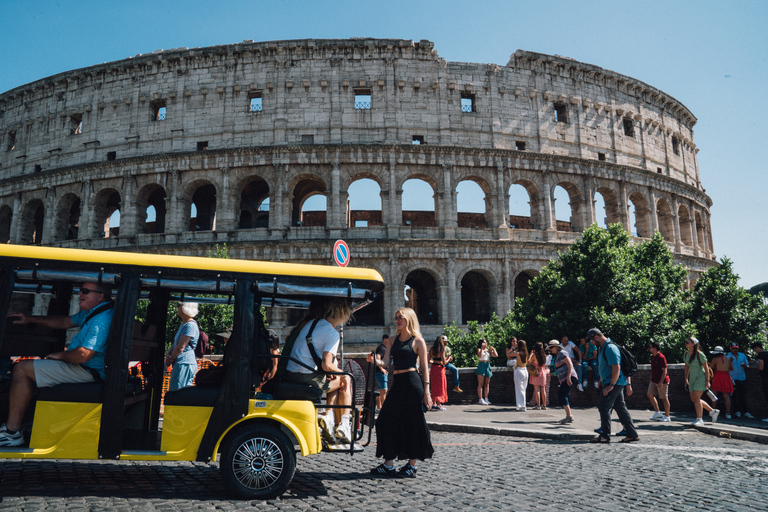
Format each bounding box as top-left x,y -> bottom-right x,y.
1,428 -> 766,511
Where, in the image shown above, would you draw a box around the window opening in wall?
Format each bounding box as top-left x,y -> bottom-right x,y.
657,167 -> 663,174
554,103 -> 568,123
249,92 -> 263,112
69,114 -> 83,135
412,135 -> 424,145
598,152 -> 606,161
6,131 -> 16,151
460,92 -> 475,113
197,141 -> 208,151
622,118 -> 634,137
107,151 -> 117,161
354,88 -> 372,109
515,141 -> 526,151
34,164 -> 42,173
152,101 -> 167,121
672,136 -> 680,155
347,178 -> 382,228
301,134 -> 314,145
355,220 -> 368,227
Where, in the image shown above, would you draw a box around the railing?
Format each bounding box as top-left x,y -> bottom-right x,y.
354,101 -> 371,109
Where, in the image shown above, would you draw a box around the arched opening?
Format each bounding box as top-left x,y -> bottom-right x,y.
656,198 -> 674,243
92,189 -> 121,238
509,181 -> 540,230
0,206 -> 12,244
594,188 -> 620,229
628,192 -> 651,238
514,270 -> 538,302
678,205 -> 693,247
19,200 -> 45,245
239,178 -> 270,229
52,193 -> 81,242
554,183 -> 583,232
695,211 -> 706,250
404,270 -> 440,325
402,178 -> 435,227
347,178 -> 382,228
191,184 -> 217,231
461,271 -> 491,323
145,187 -> 167,234
291,177 -> 326,227
456,180 -> 487,228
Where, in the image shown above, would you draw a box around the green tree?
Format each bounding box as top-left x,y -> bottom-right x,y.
689,258 -> 768,354
443,312 -> 522,367
516,224 -> 690,362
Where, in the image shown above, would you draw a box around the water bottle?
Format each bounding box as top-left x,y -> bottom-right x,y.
705,388 -> 717,401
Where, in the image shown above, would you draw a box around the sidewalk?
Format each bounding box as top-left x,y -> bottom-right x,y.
424,402 -> 768,444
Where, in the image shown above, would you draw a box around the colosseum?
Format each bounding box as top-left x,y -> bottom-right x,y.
0,38 -> 715,344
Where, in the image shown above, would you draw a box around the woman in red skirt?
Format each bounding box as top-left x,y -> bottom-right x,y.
428,336 -> 449,410
710,346 -> 734,418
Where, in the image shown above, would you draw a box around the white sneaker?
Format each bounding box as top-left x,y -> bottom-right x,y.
744,412 -> 754,419
0,423 -> 24,447
650,411 -> 664,421
691,418 -> 705,426
582,380 -> 588,389
725,413 -> 732,419
478,398 -> 488,405
577,383 -> 584,392
762,418 -> 768,423
318,413 -> 336,443
660,416 -> 671,422
486,398 -> 492,405
735,412 -> 742,418
594,382 -> 599,389
710,409 -> 720,423
334,417 -> 353,444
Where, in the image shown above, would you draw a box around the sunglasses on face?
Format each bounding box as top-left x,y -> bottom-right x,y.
79,287 -> 103,295
394,316 -> 404,321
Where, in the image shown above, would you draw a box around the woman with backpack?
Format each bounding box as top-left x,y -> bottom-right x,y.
165,301 -> 200,391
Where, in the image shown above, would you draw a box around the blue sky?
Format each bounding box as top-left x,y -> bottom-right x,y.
1,0 -> 766,287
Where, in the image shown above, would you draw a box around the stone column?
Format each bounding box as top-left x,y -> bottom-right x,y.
617,181 -> 630,232
118,173 -> 138,237
41,187 -> 56,244
165,170 -> 184,233
541,177 -> 556,231
446,259 -> 457,324
215,168 -> 237,233
328,163 -> 343,231
10,192 -> 22,244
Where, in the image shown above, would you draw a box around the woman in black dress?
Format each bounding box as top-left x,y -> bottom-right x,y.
370,307 -> 434,477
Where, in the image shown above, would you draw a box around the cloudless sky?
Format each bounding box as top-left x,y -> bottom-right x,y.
1,0 -> 766,287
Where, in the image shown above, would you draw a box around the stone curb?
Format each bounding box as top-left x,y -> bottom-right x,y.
692,424 -> 768,445
426,421 -> 595,441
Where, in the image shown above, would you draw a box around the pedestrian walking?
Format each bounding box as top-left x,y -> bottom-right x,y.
549,340 -> 577,424
587,328 -> 638,443
647,342 -> 671,422
513,339 -> 529,411
684,336 -> 719,426
727,343 -> 753,418
710,346 -> 733,418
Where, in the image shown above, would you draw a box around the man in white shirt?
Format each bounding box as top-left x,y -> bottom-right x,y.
560,336 -> 583,391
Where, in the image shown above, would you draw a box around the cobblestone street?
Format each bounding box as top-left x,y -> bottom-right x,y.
1,428 -> 766,511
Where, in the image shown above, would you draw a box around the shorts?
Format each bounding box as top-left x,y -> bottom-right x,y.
375,371 -> 388,391
647,380 -> 668,399
33,359 -> 96,388
284,370 -> 330,392
476,361 -> 493,378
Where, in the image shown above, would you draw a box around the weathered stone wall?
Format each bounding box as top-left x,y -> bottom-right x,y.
0,39 -> 716,344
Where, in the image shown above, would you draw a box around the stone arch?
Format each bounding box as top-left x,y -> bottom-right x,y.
238,177 -> 270,229
291,175 -> 327,227
459,269 -> 493,323
553,180 -> 584,232
677,204 -> 693,247
656,197 -> 674,243
136,184 -> 167,234
456,177 -> 490,229
627,191 -> 651,238
510,179 -> 542,230
52,192 -> 81,242
347,176 -> 382,228
0,204 -> 12,244
91,188 -> 121,238
513,269 -> 539,302
182,180 -> 217,232
404,268 -> 441,325
18,199 -> 45,245
401,174 -> 438,227
595,186 -> 620,228
695,211 -> 706,251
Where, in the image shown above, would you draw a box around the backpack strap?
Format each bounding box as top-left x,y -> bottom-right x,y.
303,319 -> 324,371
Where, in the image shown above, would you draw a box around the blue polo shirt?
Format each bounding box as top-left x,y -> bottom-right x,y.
69,302 -> 114,379
598,339 -> 627,387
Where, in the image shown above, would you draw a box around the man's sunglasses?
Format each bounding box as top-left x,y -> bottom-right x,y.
79,287 -> 103,295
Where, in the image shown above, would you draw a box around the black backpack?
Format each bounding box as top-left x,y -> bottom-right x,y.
602,341 -> 638,378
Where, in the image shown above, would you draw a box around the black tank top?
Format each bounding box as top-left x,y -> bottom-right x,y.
391,335 -> 418,371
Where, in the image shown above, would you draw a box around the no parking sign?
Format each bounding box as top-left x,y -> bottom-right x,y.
333,240 -> 350,267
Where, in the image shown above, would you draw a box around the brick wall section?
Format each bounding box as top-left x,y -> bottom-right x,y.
354,358 -> 768,415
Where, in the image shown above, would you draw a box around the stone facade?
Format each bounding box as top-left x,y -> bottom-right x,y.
0,39 -> 715,345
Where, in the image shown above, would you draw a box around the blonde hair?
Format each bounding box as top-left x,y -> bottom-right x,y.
395,307 -> 421,339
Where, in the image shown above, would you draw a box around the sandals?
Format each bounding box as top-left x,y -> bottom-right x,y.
619,437 -> 640,443
590,435 -> 610,444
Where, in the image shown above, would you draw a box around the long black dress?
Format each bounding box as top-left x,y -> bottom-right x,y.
375,335 -> 434,461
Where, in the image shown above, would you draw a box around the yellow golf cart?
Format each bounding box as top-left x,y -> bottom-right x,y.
0,244 -> 384,499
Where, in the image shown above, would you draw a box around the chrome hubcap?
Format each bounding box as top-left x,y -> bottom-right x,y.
231,437 -> 284,489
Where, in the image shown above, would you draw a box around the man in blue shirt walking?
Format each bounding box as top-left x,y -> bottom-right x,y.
588,327 -> 638,443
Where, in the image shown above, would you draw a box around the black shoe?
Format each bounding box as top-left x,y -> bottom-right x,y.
370,464 -> 397,477
397,463 -> 418,478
